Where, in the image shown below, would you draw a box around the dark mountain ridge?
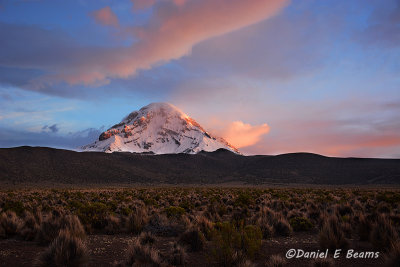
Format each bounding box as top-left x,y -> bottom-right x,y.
1,146 -> 399,185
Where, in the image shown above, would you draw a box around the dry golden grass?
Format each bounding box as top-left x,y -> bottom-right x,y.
0,187 -> 399,266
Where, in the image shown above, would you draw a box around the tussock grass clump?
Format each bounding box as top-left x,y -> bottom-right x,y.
127,207 -> 148,234
61,215 -> 86,239
384,242 -> 400,267
319,215 -> 349,250
377,202 -> 391,214
255,207 -> 274,238
195,215 -> 214,240
20,211 -> 40,241
0,211 -> 22,238
37,215 -> 64,244
36,229 -> 88,267
370,214 -> 398,251
117,238 -> 165,267
0,187 -> 399,266
357,213 -> 371,241
38,214 -> 85,245
104,215 -> 121,234
265,254 -> 287,267
179,228 -> 206,252
138,231 -> 156,245
336,203 -> 353,217
168,242 -> 187,266
272,214 -> 292,237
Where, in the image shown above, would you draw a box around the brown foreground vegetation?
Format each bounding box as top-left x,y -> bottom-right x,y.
0,187 -> 399,266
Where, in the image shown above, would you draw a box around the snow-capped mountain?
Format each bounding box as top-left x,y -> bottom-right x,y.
81,102 -> 240,154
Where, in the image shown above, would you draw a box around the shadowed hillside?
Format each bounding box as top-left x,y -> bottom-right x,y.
0,146 -> 399,185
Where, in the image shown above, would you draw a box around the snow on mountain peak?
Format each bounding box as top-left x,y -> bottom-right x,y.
81,102 -> 240,154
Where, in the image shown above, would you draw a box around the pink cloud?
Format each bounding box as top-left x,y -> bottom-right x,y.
221,121 -> 270,148
241,119 -> 400,157
173,0 -> 186,6
204,117 -> 270,149
34,0 -> 289,86
90,6 -> 119,27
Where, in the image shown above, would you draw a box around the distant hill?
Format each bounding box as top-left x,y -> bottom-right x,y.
0,146 -> 400,186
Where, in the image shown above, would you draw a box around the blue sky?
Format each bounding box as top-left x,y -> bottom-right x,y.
0,0 -> 399,157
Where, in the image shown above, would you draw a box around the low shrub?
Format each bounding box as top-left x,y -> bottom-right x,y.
76,202 -> 109,230
2,200 -> 25,216
242,225 -> 262,258
210,222 -> 244,267
165,206 -> 185,218
210,222 -> 262,266
235,192 -> 253,207
289,217 -> 313,232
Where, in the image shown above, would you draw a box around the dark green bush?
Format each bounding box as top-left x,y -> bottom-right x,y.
165,206 -> 185,218
179,228 -> 206,252
2,200 -> 25,216
210,222 -> 262,266
289,217 -> 313,232
76,202 -> 109,230
242,225 -> 262,258
235,192 -> 253,207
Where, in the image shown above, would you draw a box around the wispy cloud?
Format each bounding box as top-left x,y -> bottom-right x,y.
0,0 -> 289,90
42,124 -> 59,133
221,121 -> 270,148
90,6 -> 119,27
0,126 -> 102,150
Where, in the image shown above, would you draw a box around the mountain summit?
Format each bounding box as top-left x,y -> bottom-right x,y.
82,102 -> 240,154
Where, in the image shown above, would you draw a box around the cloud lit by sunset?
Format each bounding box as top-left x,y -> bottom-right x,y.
214,121 -> 270,149
0,0 -> 399,158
